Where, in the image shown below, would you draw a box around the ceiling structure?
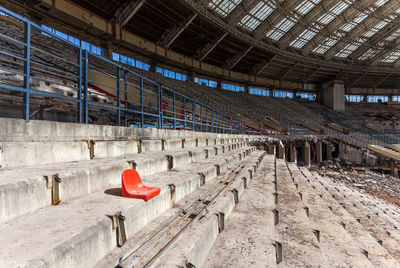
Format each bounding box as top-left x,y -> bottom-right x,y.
6,0 -> 400,89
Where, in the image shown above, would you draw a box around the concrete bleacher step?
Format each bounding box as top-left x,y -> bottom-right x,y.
153,152 -> 265,268
0,147 -> 256,267
0,140 -> 248,222
287,164 -> 379,267
302,169 -> 400,266
0,137 -> 242,168
203,154 -> 276,268
273,159 -> 330,267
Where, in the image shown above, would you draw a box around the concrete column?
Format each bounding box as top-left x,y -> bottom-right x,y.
320,80 -> 345,111
277,142 -> 285,159
326,143 -> 333,160
289,143 -> 297,163
390,161 -> 398,177
304,141 -> 311,167
268,143 -> 276,155
316,140 -> 323,163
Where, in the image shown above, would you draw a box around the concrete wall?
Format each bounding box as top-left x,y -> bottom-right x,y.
0,118 -> 261,142
321,80 -> 345,112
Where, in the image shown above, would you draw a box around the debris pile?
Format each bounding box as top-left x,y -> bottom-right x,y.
312,161 -> 400,206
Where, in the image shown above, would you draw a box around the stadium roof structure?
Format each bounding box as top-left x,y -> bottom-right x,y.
6,0 -> 400,88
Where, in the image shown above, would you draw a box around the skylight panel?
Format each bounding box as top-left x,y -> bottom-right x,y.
382,50 -> 400,63
363,20 -> 389,38
313,37 -> 339,54
386,28 -> 400,41
335,39 -> 365,58
358,48 -> 381,60
208,0 -> 242,17
290,28 -> 318,48
265,0 -> 321,41
266,17 -> 297,41
239,1 -> 277,31
295,0 -> 321,16
316,0 -> 352,25
340,12 -> 368,32
375,0 -> 389,7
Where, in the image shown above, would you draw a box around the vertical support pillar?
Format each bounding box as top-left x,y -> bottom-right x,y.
83,49 -> 89,124
77,47 -> 83,123
304,141 -> 311,167
173,92 -> 176,129
326,143 -> 333,160
192,99 -> 195,131
23,22 -> 31,121
158,84 -> 163,128
124,71 -> 128,126
117,67 -> 121,126
183,97 -> 186,130
390,161 -> 397,177
316,140 -> 323,163
140,77 -> 144,127
268,143 -> 276,155
289,143 -> 297,163
277,141 -> 285,159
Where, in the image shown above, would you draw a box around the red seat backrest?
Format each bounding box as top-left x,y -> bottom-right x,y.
122,169 -> 143,192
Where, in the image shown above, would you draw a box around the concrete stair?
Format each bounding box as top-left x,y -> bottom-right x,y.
136,152 -> 400,268
0,136 -> 256,267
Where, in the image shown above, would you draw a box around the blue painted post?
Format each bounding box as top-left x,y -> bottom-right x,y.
183,97 -> 186,130
211,110 -> 214,133
117,67 -> 121,126
205,108 -> 208,132
173,92 -> 176,129
158,85 -> 163,128
23,22 -> 31,121
192,99 -> 195,131
199,105 -> 202,132
124,71 -> 128,126
83,50 -> 89,124
140,77 -> 144,127
77,48 -> 82,123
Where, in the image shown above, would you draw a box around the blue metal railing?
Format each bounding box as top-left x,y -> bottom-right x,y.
0,6 -> 245,134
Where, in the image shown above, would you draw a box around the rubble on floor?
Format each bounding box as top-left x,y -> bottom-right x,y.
311,160 -> 400,206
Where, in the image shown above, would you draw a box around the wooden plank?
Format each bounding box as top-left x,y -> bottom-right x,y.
328,123 -> 350,134
365,123 -> 385,134
301,122 -> 324,134
388,144 -> 400,153
368,144 -> 400,161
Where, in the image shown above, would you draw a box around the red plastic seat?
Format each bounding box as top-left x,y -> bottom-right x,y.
121,169 -> 161,202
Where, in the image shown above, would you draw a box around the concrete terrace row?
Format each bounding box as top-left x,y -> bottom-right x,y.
0,118 -> 258,267
161,153 -> 400,267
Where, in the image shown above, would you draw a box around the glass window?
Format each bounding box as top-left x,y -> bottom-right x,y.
367,95 -> 389,102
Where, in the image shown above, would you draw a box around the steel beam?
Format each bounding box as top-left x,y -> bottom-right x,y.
277,1 -> 337,48
350,72 -> 368,87
325,1 -> 400,59
374,73 -> 392,87
253,0 -> 305,40
304,66 -> 321,82
301,0 -> 370,54
370,38 -> 400,66
114,0 -> 146,27
281,61 -> 299,80
195,32 -> 227,61
223,45 -> 253,69
225,0 -> 259,25
251,55 -> 276,75
158,13 -> 197,48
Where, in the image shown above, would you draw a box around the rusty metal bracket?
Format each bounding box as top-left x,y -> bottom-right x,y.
52,174 -> 62,205
87,139 -> 95,159
127,160 -> 137,170
109,212 -> 128,247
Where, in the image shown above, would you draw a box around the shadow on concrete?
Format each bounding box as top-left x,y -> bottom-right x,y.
104,188 -> 122,197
